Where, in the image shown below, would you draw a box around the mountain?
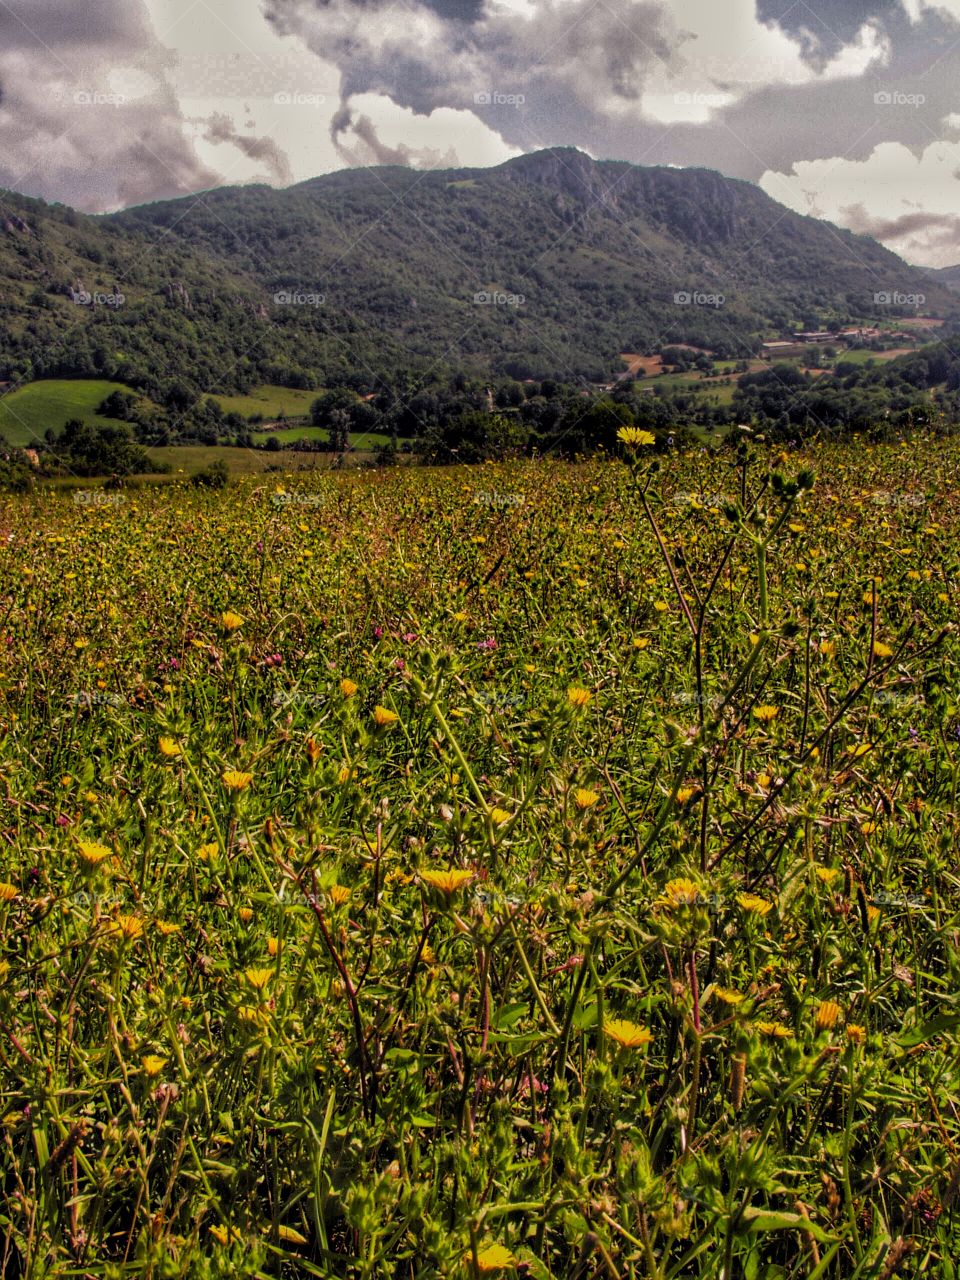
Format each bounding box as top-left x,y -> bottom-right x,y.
921,263 -> 960,292
0,148 -> 953,406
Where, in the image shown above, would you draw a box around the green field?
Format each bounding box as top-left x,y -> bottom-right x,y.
0,379 -> 142,446
3,436 -> 960,1276
210,384 -> 322,420
144,446 -> 332,477
260,427 -> 399,449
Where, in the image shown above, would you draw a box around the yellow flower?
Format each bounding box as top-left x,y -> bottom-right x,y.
573,788 -> 599,810
340,678 -> 358,697
142,1055 -> 168,1077
753,705 -> 780,724
737,893 -> 773,917
819,640 -> 836,656
77,840 -> 113,869
756,1021 -> 792,1039
632,637 -> 650,650
566,686 -> 592,708
337,765 -> 357,783
421,868 -> 474,896
657,877 -> 702,909
276,1225 -> 309,1246
238,906 -> 254,924
873,642 -> 893,659
859,821 -> 878,835
814,865 -> 839,884
372,705 -> 399,727
267,937 -> 280,956
221,610 -> 244,631
158,736 -> 182,758
849,743 -> 872,759
846,1023 -> 866,1044
815,1000 -> 842,1031
155,920 -> 181,936
654,601 -> 669,613
712,986 -> 745,1006
604,1018 -> 653,1048
222,769 -> 253,791
244,967 -> 274,990
0,882 -> 17,903
197,842 -> 219,862
675,786 -> 697,804
472,1243 -> 518,1272
489,807 -> 511,825
114,914 -> 144,940
328,884 -> 351,907
617,426 -> 656,447
209,1224 -> 243,1245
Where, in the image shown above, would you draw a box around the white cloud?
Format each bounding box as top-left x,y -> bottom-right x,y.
760,139 -> 960,266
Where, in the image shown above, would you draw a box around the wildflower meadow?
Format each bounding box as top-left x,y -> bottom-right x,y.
1,432 -> 959,1278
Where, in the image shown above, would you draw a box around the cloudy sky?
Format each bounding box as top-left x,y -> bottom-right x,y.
2,0 -> 960,264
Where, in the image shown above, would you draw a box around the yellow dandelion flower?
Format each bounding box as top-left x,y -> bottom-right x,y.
859,821 -> 878,835
337,765 -> 357,783
267,937 -> 280,957
421,868 -> 474,895
846,1024 -> 866,1044
574,788 -> 599,810
222,770 -> 253,791
815,1000 -> 842,1031
221,610 -> 244,631
819,639 -> 836,656
604,1018 -> 653,1048
238,906 -> 254,924
276,1225 -> 309,1246
712,987 -> 745,1006
873,642 -> 893,659
814,865 -> 839,884
372,705 -> 399,727
675,786 -> 697,804
340,678 -> 358,697
737,893 -> 773,917
753,705 -> 780,724
756,1021 -> 792,1039
632,637 -> 650,650
328,884 -> 351,907
155,920 -> 181,936
244,967 -> 274,991
490,807 -> 511,825
657,877 -> 702,909
77,840 -> 113,868
566,686 -> 592,708
472,1243 -> 518,1272
141,1055 -> 167,1077
197,842 -> 219,862
0,882 -> 17,903
654,601 -> 669,613
618,426 -> 656,447
115,914 -> 144,940
158,736 -> 182,757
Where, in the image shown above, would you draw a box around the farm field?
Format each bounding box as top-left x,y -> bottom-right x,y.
0,380 -> 147,447
1,435 -> 959,1277
210,385 -> 322,420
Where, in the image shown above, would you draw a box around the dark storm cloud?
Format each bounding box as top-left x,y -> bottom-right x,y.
757,0 -> 903,64
204,111 -> 293,182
